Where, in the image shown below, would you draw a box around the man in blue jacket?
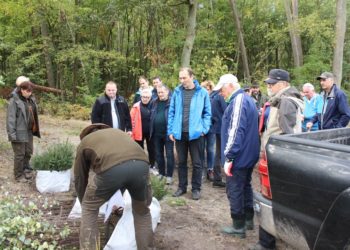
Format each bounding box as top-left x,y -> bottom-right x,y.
168,67 -> 211,200
307,72 -> 350,130
215,74 -> 260,238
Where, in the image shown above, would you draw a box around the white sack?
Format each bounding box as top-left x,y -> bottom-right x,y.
36,169 -> 71,193
104,190 -> 161,250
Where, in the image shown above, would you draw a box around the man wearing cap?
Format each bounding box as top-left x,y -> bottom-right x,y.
214,74 -> 259,238
306,72 -> 350,130
168,67 -> 211,200
250,81 -> 268,110
253,69 -> 304,250
91,81 -> 132,135
74,124 -> 153,250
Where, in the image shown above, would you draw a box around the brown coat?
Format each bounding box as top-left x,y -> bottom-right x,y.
74,128 -> 148,201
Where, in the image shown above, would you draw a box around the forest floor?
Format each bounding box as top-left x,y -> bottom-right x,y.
0,108 -> 292,250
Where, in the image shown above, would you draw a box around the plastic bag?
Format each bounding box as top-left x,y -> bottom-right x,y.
36,169 -> 71,193
104,190 -> 161,250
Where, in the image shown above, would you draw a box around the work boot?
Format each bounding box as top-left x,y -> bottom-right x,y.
212,180 -> 226,188
192,190 -> 201,200
221,216 -> 246,238
245,207 -> 254,230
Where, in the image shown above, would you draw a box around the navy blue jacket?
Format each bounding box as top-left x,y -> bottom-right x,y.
149,97 -> 171,138
91,94 -> 132,132
311,84 -> 350,129
221,89 -> 260,169
209,90 -> 227,134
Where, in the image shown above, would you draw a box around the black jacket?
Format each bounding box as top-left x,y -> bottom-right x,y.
91,94 -> 132,132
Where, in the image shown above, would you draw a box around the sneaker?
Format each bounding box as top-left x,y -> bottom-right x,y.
207,170 -> 214,181
212,180 -> 226,188
192,190 -> 201,200
173,188 -> 186,197
149,168 -> 159,176
158,174 -> 164,180
166,177 -> 173,185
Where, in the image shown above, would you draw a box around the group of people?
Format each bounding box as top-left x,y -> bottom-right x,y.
6,67 -> 350,250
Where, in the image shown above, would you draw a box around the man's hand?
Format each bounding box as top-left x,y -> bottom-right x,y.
169,134 -> 175,142
306,122 -> 313,131
127,131 -> 133,137
224,161 -> 233,176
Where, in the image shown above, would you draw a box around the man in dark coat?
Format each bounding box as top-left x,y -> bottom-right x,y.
91,81 -> 132,135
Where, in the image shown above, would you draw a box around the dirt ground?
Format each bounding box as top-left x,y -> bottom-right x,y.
0,108 -> 291,250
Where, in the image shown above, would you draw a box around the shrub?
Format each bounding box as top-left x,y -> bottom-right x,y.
32,142 -> 75,171
0,194 -> 70,249
150,175 -> 169,200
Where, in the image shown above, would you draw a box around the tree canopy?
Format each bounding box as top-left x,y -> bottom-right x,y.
0,0 -> 349,100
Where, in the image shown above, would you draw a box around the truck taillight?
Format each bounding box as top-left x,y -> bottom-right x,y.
258,153 -> 272,199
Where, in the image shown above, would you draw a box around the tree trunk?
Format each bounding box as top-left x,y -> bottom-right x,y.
284,0 -> 303,67
332,0 -> 347,86
228,0 -> 250,82
40,14 -> 55,88
181,0 -> 197,68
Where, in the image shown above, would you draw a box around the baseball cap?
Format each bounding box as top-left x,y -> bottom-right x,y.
213,74 -> 238,91
80,123 -> 111,140
264,69 -> 290,84
316,72 -> 334,80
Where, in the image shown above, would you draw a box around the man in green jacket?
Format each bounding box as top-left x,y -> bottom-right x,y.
74,124 -> 153,250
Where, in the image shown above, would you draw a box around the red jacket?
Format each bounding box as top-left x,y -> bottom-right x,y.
130,101 -> 142,141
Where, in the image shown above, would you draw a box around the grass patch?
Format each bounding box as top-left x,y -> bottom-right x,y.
164,196 -> 187,207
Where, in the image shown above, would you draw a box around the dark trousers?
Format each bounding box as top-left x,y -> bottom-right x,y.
11,131 -> 33,179
226,167 -> 254,217
259,226 -> 276,249
152,135 -> 174,177
176,132 -> 204,192
79,160 -> 153,250
136,133 -> 156,166
213,134 -> 223,182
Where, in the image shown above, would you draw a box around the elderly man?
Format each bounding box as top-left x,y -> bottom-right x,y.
168,67 -> 211,200
306,72 -> 350,130
302,83 -> 323,131
252,69 -> 304,250
213,74 -> 259,238
91,81 -> 132,135
74,124 -> 153,250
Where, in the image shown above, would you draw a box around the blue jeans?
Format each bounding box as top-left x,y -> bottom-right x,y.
204,132 -> 216,171
176,132 -> 204,192
226,167 -> 254,216
152,135 -> 174,177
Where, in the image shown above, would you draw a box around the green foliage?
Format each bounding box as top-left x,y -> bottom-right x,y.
165,196 -> 187,207
0,98 -> 7,109
32,142 -> 75,171
0,193 -> 70,249
39,93 -> 91,120
150,175 -> 169,201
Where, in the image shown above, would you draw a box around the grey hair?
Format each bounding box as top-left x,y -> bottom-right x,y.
141,88 -> 152,97
303,82 -> 314,91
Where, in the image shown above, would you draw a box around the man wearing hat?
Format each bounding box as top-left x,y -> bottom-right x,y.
214,74 -> 260,238
306,72 -> 350,130
250,81 -> 268,110
74,124 -> 153,250
253,69 -> 303,250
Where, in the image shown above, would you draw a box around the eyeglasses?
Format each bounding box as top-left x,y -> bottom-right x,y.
141,96 -> 150,99
319,79 -> 327,82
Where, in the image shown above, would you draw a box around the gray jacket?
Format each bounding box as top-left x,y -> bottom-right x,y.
6,94 -> 40,142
